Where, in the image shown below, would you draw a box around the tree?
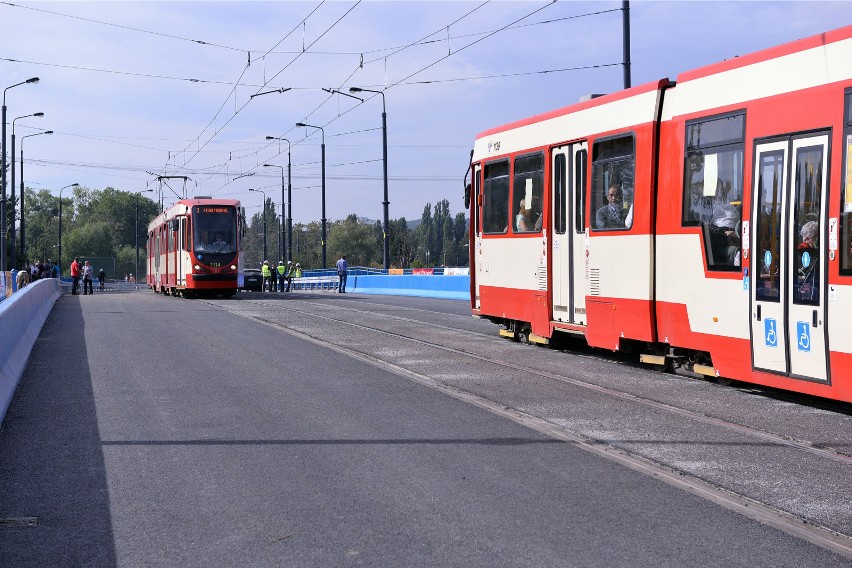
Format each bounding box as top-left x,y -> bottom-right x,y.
432,198 -> 450,261
415,203 -> 434,264
65,221 -> 114,257
453,212 -> 469,267
389,217 -> 414,268
328,214 -> 378,267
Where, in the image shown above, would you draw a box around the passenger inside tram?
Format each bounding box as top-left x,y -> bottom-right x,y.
795,220 -> 820,303
708,181 -> 741,266
595,184 -> 628,229
515,196 -> 542,232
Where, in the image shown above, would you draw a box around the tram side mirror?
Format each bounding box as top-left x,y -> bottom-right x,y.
464,183 -> 471,209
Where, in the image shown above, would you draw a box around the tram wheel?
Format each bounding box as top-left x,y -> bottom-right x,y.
714,376 -> 735,386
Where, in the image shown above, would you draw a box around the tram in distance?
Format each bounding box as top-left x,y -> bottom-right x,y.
466,25 -> 852,403
147,197 -> 246,298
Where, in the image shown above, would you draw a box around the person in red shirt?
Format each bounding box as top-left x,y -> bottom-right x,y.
70,257 -> 81,295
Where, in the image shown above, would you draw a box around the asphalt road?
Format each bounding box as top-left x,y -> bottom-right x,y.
1,289 -> 850,567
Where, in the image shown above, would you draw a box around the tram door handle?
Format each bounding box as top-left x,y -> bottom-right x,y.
813,310 -> 818,328
756,305 -> 762,321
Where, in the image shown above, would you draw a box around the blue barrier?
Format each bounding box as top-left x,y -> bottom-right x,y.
348,274 -> 469,301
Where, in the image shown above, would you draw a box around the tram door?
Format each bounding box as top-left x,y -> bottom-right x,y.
177,217 -> 185,286
750,133 -> 829,382
473,164 -> 481,310
551,142 -> 588,324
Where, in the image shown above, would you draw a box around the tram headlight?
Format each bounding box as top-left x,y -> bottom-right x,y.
194,264 -> 201,271
230,265 -> 237,270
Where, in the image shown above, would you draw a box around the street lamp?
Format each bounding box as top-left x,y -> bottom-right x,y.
58,182 -> 79,275
18,129 -> 52,264
350,87 -> 390,271
10,112 -> 44,269
2,76 -> 40,271
295,122 -> 326,268
135,187 -> 154,286
249,188 -> 267,262
263,138 -> 291,262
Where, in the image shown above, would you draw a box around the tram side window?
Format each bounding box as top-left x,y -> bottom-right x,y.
682,112 -> 745,270
576,149 -> 587,233
592,135 -> 634,231
513,153 -> 544,233
554,154 -> 566,235
482,160 -> 510,234
792,145 -> 824,305
755,150 -> 785,302
841,89 -> 852,276
183,217 -> 191,252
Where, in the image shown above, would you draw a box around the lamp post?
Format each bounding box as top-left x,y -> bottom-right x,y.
249,188 -> 267,262
263,139 -> 291,262
58,182 -> 79,275
350,87 -> 390,270
10,112 -> 44,269
296,122 -> 326,268
18,129 -> 52,263
276,202 -> 283,260
135,188 -> 154,285
2,76 -> 40,271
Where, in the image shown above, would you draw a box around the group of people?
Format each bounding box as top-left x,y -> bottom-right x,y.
16,259 -> 60,290
256,255 -> 349,293
261,260 -> 301,292
69,258 -> 107,295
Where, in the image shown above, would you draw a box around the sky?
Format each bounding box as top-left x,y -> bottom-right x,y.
1,1 -> 849,226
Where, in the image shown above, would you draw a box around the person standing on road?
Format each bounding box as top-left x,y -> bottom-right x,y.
98,268 -> 106,291
82,260 -> 94,295
336,255 -> 348,293
277,261 -> 287,292
70,257 -> 81,295
283,261 -> 294,292
261,260 -> 272,292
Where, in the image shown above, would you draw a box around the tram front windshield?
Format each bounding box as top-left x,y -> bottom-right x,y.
193,205 -> 237,255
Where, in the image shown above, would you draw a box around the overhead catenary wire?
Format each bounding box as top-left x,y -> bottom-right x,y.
174,1 -> 364,190
249,0 -> 562,182
11,1 -> 622,203
2,0 -> 614,58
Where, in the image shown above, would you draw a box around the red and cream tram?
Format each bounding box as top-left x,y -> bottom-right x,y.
468,26 -> 852,402
147,197 -> 245,298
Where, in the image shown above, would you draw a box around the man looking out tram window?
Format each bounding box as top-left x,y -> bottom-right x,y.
596,184 -> 629,229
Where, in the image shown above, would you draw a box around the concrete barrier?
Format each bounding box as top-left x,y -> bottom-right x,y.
348,274 -> 470,301
0,278 -> 63,423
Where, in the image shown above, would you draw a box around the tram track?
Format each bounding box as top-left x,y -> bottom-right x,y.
223,296 -> 852,466
204,295 -> 852,558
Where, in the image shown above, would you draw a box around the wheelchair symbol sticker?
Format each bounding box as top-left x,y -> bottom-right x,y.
764,318 -> 778,348
796,321 -> 811,352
